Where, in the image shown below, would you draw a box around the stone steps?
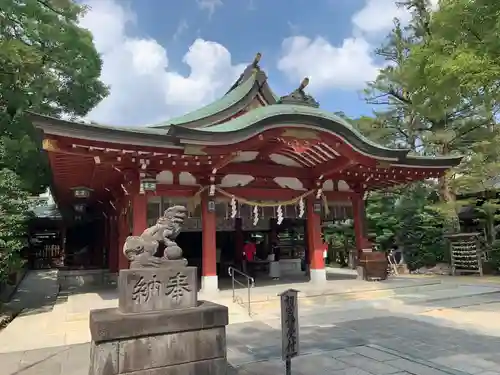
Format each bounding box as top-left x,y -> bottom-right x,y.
244,280 -> 451,311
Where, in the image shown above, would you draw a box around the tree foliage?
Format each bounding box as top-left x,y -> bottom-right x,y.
393,186 -> 447,269
363,0 -> 495,212
365,184 -> 447,270
404,0 -> 500,116
342,0 -> 500,270
0,0 -> 108,193
0,165 -> 30,282
0,0 -> 108,276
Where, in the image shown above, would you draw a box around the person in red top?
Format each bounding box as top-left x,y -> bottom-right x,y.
242,239 -> 256,274
243,239 -> 256,261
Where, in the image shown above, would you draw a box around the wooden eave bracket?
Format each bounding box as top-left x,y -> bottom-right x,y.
313,157 -> 355,180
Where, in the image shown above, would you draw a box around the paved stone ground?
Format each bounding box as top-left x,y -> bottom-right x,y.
0,269 -> 461,352
2,271 -> 500,374
3,296 -> 500,375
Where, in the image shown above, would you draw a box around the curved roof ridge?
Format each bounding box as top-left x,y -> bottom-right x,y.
178,104 -> 398,151
149,53 -> 278,130
28,112 -> 169,135
167,104 -> 463,166
225,55 -> 279,101
149,71 -> 259,129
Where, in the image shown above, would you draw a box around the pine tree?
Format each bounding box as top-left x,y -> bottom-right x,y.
366,0 -> 495,232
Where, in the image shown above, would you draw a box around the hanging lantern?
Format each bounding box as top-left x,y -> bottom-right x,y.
140,177 -> 157,193
313,201 -> 322,214
207,199 -> 216,213
73,203 -> 86,213
209,175 -> 216,196
71,186 -> 93,199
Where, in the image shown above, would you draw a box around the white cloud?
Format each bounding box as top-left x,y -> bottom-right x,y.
352,0 -> 439,35
277,36 -> 381,91
352,0 -> 410,34
277,0 -> 439,92
197,0 -> 223,18
79,0 -> 243,126
172,19 -> 188,41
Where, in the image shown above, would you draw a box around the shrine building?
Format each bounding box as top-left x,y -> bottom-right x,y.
30,53 -> 462,292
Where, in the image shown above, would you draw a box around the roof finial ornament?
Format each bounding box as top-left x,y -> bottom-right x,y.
277,77 -> 319,108
299,77 -> 309,91
226,52 -> 264,92
253,52 -> 262,68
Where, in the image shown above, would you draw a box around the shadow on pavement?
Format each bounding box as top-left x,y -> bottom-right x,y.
2,314 -> 500,374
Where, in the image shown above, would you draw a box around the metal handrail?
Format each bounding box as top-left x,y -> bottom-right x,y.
228,266 -> 255,316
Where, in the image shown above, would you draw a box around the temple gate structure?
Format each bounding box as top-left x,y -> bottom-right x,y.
30,53 -> 462,292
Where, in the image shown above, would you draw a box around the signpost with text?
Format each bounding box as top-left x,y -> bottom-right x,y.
279,288 -> 300,375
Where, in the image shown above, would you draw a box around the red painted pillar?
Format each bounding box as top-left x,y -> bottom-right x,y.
306,198 -> 326,283
201,193 -> 218,293
132,193 -> 147,236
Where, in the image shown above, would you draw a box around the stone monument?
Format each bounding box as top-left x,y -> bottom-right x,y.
89,206 -> 229,375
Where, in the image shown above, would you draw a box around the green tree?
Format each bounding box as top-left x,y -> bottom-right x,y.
452,130 -> 500,196
366,184 -> 447,270
0,0 -> 108,277
0,165 -> 30,282
365,0 -> 495,234
359,0 -> 500,268
404,0 -> 500,116
395,184 -> 448,270
352,115 -> 404,148
366,192 -> 400,250
451,128 -> 500,247
400,0 -> 500,233
364,18 -> 423,151
0,0 -> 108,193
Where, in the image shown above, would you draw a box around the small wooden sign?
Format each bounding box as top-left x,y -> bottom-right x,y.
279,289 -> 300,361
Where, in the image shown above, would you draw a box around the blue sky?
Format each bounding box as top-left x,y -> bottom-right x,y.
80,0 -> 419,126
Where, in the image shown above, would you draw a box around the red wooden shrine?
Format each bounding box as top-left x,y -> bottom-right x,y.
30,53 -> 462,290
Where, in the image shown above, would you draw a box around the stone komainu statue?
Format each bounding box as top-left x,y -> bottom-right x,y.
123,205 -> 188,268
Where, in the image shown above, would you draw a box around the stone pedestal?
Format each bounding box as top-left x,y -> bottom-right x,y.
89,267 -> 229,375
309,268 -> 327,284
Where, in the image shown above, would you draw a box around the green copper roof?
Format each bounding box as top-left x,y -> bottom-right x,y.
28,112 -> 178,149
29,102 -> 462,167
178,104 -> 396,151
27,113 -> 169,135
150,71 -> 259,129
168,104 -> 463,166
